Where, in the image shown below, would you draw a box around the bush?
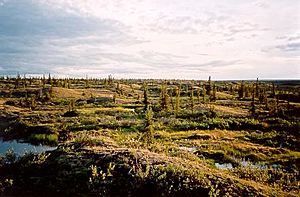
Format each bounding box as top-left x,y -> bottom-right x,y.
29,134 -> 58,145
62,110 -> 79,117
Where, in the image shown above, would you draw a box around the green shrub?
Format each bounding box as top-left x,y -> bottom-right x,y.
29,134 -> 58,145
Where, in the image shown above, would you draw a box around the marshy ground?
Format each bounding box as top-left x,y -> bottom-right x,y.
0,76 -> 299,196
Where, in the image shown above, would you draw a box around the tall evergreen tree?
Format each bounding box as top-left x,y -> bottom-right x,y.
190,83 -> 194,113
209,84 -> 216,102
143,82 -> 149,111
160,82 -> 170,111
250,86 -> 256,117
206,76 -> 212,95
255,78 -> 259,98
238,81 -> 244,99
142,106 -> 154,145
175,86 -> 181,116
272,82 -> 276,98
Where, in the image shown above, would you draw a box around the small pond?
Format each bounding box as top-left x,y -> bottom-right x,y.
215,159 -> 281,170
215,162 -> 234,170
0,138 -> 57,156
178,146 -> 197,153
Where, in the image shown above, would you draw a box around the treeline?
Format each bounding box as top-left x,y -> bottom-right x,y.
0,74 -> 298,118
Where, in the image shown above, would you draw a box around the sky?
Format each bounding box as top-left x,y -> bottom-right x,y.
0,0 -> 299,79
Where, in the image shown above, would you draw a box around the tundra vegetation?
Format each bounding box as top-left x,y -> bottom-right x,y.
0,75 -> 299,196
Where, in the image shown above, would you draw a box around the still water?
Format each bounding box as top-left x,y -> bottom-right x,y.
0,139 -> 56,156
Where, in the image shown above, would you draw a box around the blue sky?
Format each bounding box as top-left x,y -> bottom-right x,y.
0,0 -> 299,79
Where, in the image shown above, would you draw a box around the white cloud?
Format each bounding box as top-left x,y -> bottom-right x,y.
0,0 -> 299,79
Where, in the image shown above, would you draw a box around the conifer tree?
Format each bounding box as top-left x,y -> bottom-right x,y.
170,87 -> 175,110
250,87 -> 256,117
197,87 -> 201,104
160,82 -> 170,111
238,81 -> 244,99
276,95 -> 279,114
190,83 -> 194,113
116,82 -> 120,94
255,78 -> 259,98
85,75 -> 89,88
202,84 -> 206,102
244,85 -> 250,98
206,76 -> 212,95
108,74 -> 113,85
175,86 -> 181,116
230,84 -> 235,97
23,74 -> 27,88
142,106 -> 154,144
212,84 -> 216,101
264,93 -> 269,110
272,82 -> 276,98
209,84 -> 216,102
143,82 -> 148,111
259,89 -> 265,103
287,93 -> 290,110
113,93 -> 117,104
42,75 -> 46,88
47,73 -> 53,85
14,73 -> 20,89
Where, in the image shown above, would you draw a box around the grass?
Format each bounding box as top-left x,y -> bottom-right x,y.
29,134 -> 58,145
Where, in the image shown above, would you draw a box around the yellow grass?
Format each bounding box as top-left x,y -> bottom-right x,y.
52,87 -> 114,99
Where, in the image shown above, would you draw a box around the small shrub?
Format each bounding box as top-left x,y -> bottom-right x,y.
63,110 -> 79,117
29,134 -> 58,145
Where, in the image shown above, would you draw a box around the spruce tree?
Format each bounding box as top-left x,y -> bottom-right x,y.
197,87 -> 201,104
23,74 -> 27,89
238,81 -> 244,99
175,86 -> 181,116
264,93 -> 269,110
113,94 -> 117,104
202,84 -> 206,102
209,83 -> 216,102
160,82 -> 170,111
245,85 -> 249,98
250,87 -> 256,117
190,83 -> 194,113
143,82 -> 148,111
206,76 -> 212,95
48,73 -> 52,85
212,84 -> 216,101
170,87 -> 175,110
230,84 -> 235,97
255,78 -> 259,98
14,73 -> 20,89
272,82 -> 276,98
142,106 -> 154,145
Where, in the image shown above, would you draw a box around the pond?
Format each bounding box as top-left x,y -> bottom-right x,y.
215,159 -> 281,170
215,162 -> 234,170
0,138 -> 57,156
178,146 -> 197,153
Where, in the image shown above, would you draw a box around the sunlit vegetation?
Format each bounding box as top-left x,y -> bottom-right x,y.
0,75 -> 299,196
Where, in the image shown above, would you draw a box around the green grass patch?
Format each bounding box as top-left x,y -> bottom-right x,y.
29,134 -> 58,146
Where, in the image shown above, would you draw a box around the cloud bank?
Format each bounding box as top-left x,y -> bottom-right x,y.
0,0 -> 299,79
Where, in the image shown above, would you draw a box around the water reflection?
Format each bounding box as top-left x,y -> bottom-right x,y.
0,139 -> 56,156
215,163 -> 233,170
